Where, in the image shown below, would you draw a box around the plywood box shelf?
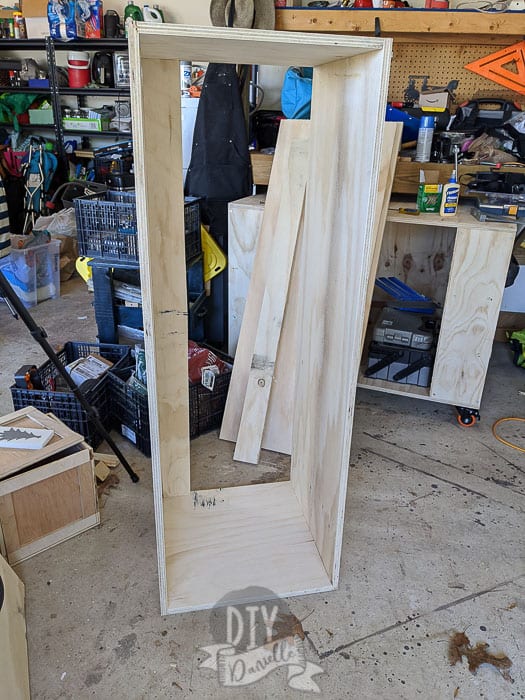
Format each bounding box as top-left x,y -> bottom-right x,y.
129,23 -> 391,613
359,204 -> 516,410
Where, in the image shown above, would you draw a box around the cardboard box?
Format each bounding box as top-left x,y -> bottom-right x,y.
21,0 -> 47,16
25,15 -> 49,37
419,91 -> 450,112
0,4 -> 19,19
63,116 -> 110,132
417,183 -> 443,213
416,168 -> 443,213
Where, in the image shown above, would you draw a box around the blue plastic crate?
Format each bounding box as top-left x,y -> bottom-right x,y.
75,192 -> 201,263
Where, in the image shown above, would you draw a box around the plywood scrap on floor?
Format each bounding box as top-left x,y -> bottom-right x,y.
129,22 -> 392,614
93,452 -> 120,468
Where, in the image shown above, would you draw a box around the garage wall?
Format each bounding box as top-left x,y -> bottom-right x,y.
106,0 -> 284,108
107,0 -> 211,25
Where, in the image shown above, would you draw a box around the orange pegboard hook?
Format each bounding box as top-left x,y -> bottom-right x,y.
464,41 -> 525,96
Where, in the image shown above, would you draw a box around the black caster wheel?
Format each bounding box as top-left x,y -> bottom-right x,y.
455,406 -> 480,428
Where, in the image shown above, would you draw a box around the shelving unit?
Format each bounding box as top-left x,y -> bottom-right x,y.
0,36 -> 130,172
275,8 -> 523,42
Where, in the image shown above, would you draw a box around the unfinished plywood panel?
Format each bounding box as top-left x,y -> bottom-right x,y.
374,221 -> 455,306
230,121 -> 309,464
130,23 -> 391,614
227,195 -> 266,357
164,482 -> 332,612
430,223 -> 515,407
0,407 -> 83,480
0,443 -> 98,564
291,51 -> 390,584
227,122 -> 402,458
221,122 -> 309,452
0,554 -> 29,700
362,121 -> 403,351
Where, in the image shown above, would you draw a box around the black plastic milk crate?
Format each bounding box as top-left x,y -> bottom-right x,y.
108,360 -> 232,452
189,368 -> 232,440
75,192 -> 201,264
10,341 -> 130,448
108,364 -> 151,456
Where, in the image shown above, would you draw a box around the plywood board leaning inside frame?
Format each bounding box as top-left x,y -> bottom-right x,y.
129,22 -> 392,614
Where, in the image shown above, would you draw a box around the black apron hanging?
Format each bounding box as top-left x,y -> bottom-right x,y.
185,61 -> 252,348
185,62 -> 252,202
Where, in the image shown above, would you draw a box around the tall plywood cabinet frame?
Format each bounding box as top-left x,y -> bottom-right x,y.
129,23 -> 392,614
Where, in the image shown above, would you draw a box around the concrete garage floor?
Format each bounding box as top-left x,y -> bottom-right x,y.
1,277 -> 524,699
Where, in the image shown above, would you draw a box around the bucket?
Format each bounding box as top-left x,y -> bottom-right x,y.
68,51 -> 90,88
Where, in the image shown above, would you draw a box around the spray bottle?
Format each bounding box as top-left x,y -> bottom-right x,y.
153,4 -> 165,21
124,0 -> 143,36
143,4 -> 163,22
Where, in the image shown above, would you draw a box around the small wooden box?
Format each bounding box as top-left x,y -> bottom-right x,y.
0,442 -> 99,565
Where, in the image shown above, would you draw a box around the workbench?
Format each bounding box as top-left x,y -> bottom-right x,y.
358,203 -> 516,422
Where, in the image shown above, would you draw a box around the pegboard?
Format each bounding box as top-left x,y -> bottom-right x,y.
389,43 -> 524,108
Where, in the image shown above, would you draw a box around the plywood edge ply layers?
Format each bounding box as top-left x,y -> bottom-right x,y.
291,52 -> 392,585
129,23 -> 392,614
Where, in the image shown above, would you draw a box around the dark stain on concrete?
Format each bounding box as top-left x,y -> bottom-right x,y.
115,633 -> 137,662
85,671 -> 103,687
105,600 -> 117,619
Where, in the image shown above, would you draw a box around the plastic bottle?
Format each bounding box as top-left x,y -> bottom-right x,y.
439,170 -> 460,217
13,11 -> 26,39
180,60 -> 191,97
414,115 -> 435,163
124,0 -> 143,36
143,4 -> 163,22
153,4 -> 165,21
